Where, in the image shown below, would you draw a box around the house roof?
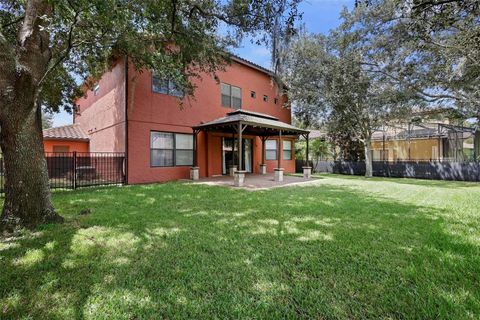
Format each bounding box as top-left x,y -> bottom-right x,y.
230,55 -> 275,77
193,110 -> 309,136
371,123 -> 475,141
43,124 -> 89,141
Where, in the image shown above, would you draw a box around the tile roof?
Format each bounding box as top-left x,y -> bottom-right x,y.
43,124 -> 89,141
230,55 -> 274,77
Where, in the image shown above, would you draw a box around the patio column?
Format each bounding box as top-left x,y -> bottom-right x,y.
234,122 -> 246,187
303,133 -> 312,179
230,132 -> 237,176
190,129 -> 200,180
260,136 -> 267,174
275,130 -> 284,182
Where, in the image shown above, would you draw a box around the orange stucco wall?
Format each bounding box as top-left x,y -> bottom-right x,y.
43,140 -> 89,153
126,60 -> 294,184
75,57 -> 295,184
75,61 -> 126,152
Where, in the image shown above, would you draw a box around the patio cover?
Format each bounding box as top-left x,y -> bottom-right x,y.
192,110 -> 309,136
192,110 -> 310,172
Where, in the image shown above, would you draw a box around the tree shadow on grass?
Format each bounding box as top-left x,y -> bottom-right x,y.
317,173 -> 480,189
1,181 -> 479,319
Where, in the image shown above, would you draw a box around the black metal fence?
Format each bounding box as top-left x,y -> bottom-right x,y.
0,152 -> 125,195
311,160 -> 480,182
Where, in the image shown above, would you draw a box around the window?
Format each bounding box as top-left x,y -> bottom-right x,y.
53,146 -> 69,153
221,83 -> 242,109
93,84 -> 100,96
263,95 -> 268,102
283,140 -> 292,160
150,132 -> 193,167
250,91 -> 256,98
175,133 -> 194,165
266,140 -> 277,160
274,97 -> 279,105
152,73 -> 184,97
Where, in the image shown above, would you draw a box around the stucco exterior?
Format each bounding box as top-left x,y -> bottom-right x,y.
74,57 -> 296,184
43,140 -> 89,153
75,61 -> 126,153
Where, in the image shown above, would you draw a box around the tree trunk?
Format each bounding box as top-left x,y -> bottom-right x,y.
0,0 -> 62,232
0,103 -> 63,232
364,137 -> 373,178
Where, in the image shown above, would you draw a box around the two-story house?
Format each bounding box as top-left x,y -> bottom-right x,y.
58,55 -> 308,185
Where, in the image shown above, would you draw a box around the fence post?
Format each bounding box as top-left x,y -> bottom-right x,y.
73,151 -> 77,190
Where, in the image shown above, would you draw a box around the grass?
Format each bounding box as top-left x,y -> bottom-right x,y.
1,174 -> 480,319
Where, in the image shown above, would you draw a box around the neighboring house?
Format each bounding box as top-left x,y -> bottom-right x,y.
70,55 -> 305,184
306,122 -> 479,162
43,124 -> 89,153
371,123 -> 479,161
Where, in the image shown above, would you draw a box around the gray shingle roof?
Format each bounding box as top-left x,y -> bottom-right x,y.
193,110 -> 309,135
43,124 -> 89,141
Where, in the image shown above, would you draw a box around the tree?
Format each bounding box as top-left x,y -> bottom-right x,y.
41,110 -> 53,129
0,0 -> 301,231
349,0 -> 479,116
283,30 -> 416,177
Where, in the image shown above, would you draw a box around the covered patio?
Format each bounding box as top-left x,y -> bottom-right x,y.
191,110 -> 311,187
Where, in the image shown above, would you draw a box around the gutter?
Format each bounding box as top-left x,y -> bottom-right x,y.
124,57 -> 129,184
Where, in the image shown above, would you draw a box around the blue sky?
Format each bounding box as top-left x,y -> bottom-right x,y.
52,0 -> 355,127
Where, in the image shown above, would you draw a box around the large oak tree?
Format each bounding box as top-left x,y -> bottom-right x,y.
0,0 -> 301,231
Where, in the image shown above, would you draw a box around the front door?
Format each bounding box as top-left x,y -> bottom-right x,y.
222,137 -> 253,174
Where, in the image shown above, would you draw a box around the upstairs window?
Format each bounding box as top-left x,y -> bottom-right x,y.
221,83 -> 242,109
274,97 -> 279,105
251,91 -> 256,98
265,140 -> 277,160
263,95 -> 268,102
283,140 -> 292,160
152,73 -> 184,98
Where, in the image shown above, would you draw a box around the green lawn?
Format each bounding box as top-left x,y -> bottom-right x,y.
1,175 -> 480,319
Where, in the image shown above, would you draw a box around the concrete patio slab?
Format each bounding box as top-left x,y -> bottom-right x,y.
188,173 -> 319,190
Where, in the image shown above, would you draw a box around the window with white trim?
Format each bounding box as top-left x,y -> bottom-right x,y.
150,132 -> 193,167
266,140 -> 277,160
283,140 -> 292,160
221,83 -> 242,109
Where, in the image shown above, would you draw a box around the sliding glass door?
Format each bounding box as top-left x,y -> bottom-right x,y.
222,137 -> 253,174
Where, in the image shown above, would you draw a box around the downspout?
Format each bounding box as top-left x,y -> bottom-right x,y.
124,57 -> 129,185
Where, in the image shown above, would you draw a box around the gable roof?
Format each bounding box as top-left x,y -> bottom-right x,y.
43,124 -> 89,141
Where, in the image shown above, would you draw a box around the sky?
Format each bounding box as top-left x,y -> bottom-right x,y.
52,0 -> 355,127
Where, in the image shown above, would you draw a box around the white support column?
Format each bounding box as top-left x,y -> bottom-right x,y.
274,168 -> 284,182
234,170 -> 246,187
190,167 -> 199,180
